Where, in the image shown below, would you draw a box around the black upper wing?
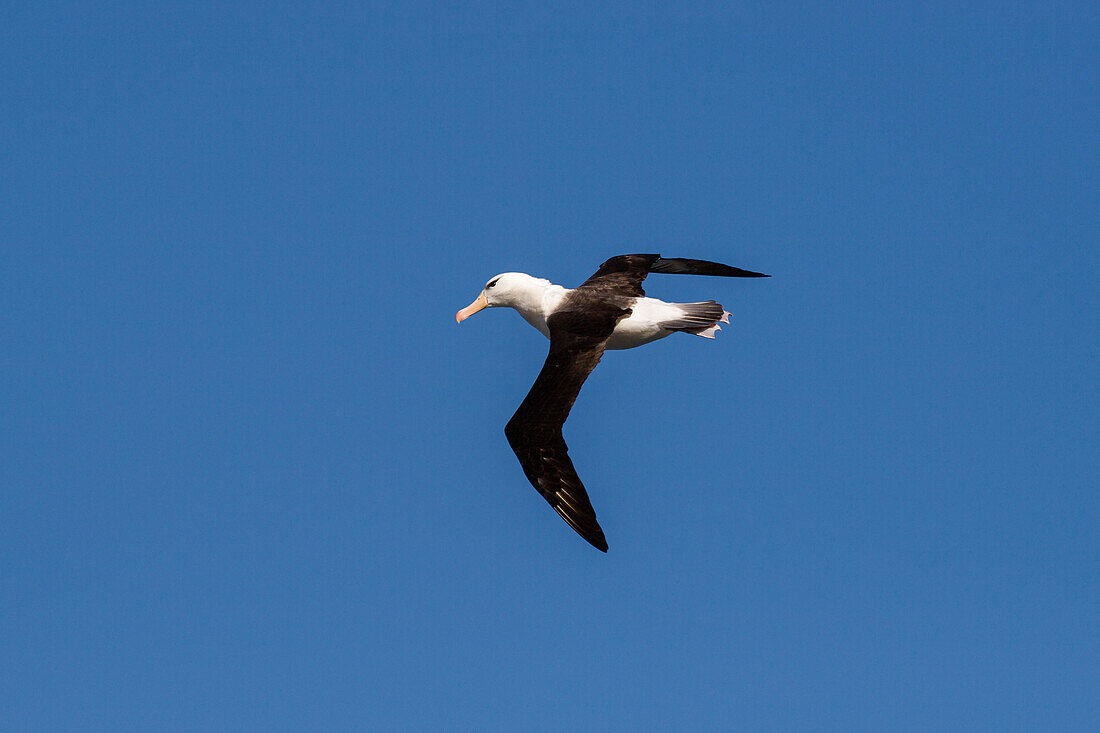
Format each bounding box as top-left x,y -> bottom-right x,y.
503,299 -> 630,552
580,253 -> 769,298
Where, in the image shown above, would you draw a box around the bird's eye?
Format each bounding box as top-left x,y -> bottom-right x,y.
487,279 -> 499,289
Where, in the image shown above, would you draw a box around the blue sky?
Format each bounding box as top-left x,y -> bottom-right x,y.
3,2 -> 1097,730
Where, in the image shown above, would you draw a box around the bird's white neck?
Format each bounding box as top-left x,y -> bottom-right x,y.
495,275 -> 567,339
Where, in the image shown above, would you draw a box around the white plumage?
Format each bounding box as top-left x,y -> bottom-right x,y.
473,272 -> 730,350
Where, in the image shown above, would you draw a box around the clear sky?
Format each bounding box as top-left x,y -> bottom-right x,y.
3,2 -> 1098,730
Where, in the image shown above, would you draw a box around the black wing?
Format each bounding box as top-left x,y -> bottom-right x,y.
504,302 -> 629,552
580,253 -> 769,298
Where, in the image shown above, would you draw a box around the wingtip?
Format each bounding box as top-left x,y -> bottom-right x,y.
580,523 -> 608,552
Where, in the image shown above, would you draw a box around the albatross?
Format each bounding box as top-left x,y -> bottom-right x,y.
456,254 -> 768,552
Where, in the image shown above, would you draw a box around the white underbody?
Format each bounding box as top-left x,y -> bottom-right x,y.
605,297 -> 692,349
507,281 -> 725,350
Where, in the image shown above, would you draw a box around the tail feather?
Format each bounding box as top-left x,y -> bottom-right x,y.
659,301 -> 732,339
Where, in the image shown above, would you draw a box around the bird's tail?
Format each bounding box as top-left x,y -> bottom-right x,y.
659,301 -> 731,339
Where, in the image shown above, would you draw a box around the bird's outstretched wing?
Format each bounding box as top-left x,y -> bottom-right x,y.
504,304 -> 629,552
580,253 -> 769,298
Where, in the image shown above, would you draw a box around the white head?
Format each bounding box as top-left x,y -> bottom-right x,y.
455,272 -> 550,322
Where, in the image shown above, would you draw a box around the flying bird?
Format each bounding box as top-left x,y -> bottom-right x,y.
456,254 -> 768,552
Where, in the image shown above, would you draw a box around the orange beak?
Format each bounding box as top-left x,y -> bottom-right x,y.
455,292 -> 488,323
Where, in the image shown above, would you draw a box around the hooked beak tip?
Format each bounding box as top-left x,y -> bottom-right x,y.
455,292 -> 488,323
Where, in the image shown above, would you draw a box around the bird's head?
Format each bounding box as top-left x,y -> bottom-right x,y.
455,273 -> 545,322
